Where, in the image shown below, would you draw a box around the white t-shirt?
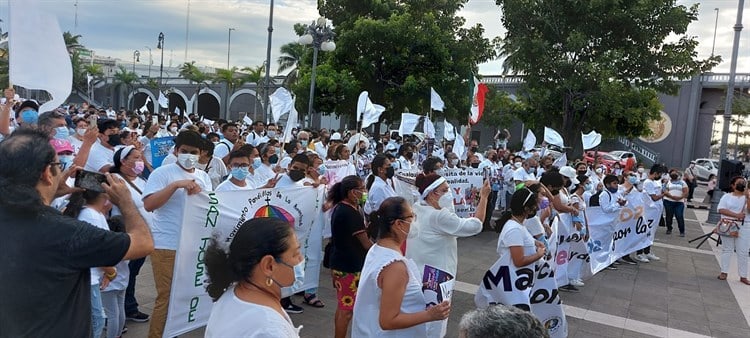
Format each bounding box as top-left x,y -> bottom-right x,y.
205,286 -> 301,338
78,207 -> 110,285
68,136 -> 84,155
142,163 -> 212,250
364,176 -> 397,215
215,178 -> 253,191
196,156 -> 228,190
497,219 -> 536,258
524,216 -> 545,237
213,139 -> 233,159
664,180 -> 687,202
111,175 -> 153,227
718,193 -> 746,222
512,167 -> 536,182
254,163 -> 276,185
84,141 -> 115,172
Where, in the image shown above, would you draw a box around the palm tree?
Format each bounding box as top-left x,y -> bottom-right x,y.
241,64 -> 265,84
213,67 -> 249,117
62,31 -> 84,54
277,42 -> 305,74
113,66 -> 139,110
179,61 -> 211,116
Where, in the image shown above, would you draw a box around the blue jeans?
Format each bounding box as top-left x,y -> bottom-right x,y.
663,200 -> 685,234
91,285 -> 106,338
124,257 -> 146,315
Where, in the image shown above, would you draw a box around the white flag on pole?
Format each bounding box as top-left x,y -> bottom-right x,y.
582,130 -> 602,150
282,99 -> 299,143
523,130 -> 537,152
423,118 -> 436,139
454,127 -> 466,160
174,107 -> 181,116
357,91 -> 386,129
398,113 -> 421,136
430,87 -> 445,112
139,96 -> 151,113
9,0 -> 72,112
270,87 -> 294,123
544,127 -> 565,148
552,153 -> 568,168
243,115 -> 253,126
443,120 -> 456,141
158,91 -> 169,108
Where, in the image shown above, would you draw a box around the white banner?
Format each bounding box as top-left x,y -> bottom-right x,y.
392,168 -> 484,217
164,187 -> 325,337
322,160 -> 357,186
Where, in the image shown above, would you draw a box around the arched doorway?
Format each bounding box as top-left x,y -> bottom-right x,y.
168,92 -> 187,117
198,93 -> 220,120
132,92 -> 155,114
228,91 -> 262,122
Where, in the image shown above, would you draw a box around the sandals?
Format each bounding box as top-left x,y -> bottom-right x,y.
718,273 -> 727,280
303,294 -> 325,308
741,278 -> 750,286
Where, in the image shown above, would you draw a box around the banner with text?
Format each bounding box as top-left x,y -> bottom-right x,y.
393,168 -> 484,218
164,186 -> 325,337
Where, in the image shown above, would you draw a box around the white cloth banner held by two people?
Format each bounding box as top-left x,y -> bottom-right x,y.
582,130 -> 602,150
430,87 -> 445,112
356,91 -> 386,129
9,0 -> 72,112
544,127 -> 565,148
163,187 -> 325,338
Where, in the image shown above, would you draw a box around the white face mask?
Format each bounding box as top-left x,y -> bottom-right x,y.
177,153 -> 199,170
267,130 -> 277,139
76,128 -> 87,137
170,127 -> 178,133
438,191 -> 455,210
450,159 -> 459,166
514,162 -> 523,169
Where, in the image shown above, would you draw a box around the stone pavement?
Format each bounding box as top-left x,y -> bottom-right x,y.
125,203 -> 750,337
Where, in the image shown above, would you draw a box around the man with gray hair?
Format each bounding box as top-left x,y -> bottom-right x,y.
458,305 -> 549,338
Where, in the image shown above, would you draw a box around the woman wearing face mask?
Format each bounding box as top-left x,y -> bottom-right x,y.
567,174 -> 593,286
553,167 -> 584,291
353,197 -> 451,337
716,176 -> 750,285
663,169 -> 688,236
167,122 -> 179,136
612,162 -> 623,177
475,188 -> 547,310
109,146 -> 154,323
406,174 -> 489,337
204,218 -> 304,337
365,154 -> 398,215
329,175 -> 373,338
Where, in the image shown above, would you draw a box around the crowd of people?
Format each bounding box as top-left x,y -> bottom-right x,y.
2,86 -> 748,338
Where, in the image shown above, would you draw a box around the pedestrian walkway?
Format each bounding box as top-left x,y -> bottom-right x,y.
126,208 -> 750,337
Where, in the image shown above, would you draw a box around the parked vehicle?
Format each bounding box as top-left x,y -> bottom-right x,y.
607,150 -> 636,164
693,158 -> 720,182
583,151 -> 622,169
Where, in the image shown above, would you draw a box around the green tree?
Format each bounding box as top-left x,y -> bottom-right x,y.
496,0 -> 720,155
277,42 -> 306,74
297,0 -> 498,125
62,31 -> 84,54
240,65 -> 265,84
112,65 -> 139,109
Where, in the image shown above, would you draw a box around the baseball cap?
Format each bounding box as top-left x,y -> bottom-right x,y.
50,138 -> 74,154
559,166 -> 580,185
330,132 -> 342,141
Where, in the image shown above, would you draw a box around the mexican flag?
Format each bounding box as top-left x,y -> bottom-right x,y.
469,75 -> 489,124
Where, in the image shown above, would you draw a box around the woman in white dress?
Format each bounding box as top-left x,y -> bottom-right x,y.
352,197 -> 450,337
716,176 -> 750,285
204,218 -> 304,337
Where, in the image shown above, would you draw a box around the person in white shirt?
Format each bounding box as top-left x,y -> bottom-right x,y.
364,154 -> 397,215
245,121 -> 266,146
255,143 -> 280,184
69,117 -> 90,154
407,174 -> 488,337
353,197 -> 450,337
663,168 -> 688,236
195,139 -> 228,190
215,150 -> 279,191
716,176 -> 750,285
85,119 -> 122,173
204,218 -> 304,337
214,122 -> 242,164
636,165 -> 667,263
395,143 -> 415,170
512,158 -> 538,187
142,130 -> 212,338
314,130 -> 331,159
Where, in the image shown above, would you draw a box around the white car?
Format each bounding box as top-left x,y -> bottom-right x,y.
693,158 -> 719,181
607,150 -> 636,163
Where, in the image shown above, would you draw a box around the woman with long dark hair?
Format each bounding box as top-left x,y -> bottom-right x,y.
364,154 -> 397,215
329,175 -> 372,338
353,197 -> 451,337
204,218 -> 303,337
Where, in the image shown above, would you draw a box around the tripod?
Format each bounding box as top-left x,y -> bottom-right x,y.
688,231 -> 722,249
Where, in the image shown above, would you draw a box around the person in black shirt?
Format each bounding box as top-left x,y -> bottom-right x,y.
0,128 -> 154,337
329,175 -> 373,338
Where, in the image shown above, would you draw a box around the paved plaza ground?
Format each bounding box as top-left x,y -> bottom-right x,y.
125,186 -> 750,337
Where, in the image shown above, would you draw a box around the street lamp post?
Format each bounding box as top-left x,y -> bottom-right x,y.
144,46 -> 152,78
227,28 -> 235,69
263,0 -> 275,124
132,50 -> 140,73
299,17 -> 336,129
708,0 -> 745,223
157,32 -> 165,86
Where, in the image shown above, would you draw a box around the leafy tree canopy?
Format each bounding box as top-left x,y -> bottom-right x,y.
496,0 -> 720,153
291,0 -> 498,125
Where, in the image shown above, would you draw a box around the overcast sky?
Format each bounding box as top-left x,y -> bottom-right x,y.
3,0 -> 749,75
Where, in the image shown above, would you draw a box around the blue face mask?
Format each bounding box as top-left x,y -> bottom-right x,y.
252,157 -> 262,169
275,258 -> 305,290
21,110 -> 38,124
628,176 -> 638,184
607,186 -> 618,193
527,167 -> 536,174
584,183 -> 594,191
54,126 -> 69,140
300,140 -> 308,148
230,167 -> 249,180
317,164 -> 327,176
59,155 -> 75,171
